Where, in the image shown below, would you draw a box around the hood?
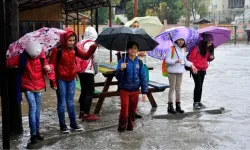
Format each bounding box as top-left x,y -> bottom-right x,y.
25,41 -> 42,57
172,32 -> 186,43
83,26 -> 98,41
60,29 -> 77,49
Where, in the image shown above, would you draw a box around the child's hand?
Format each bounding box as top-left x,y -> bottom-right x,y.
191,65 -> 198,74
141,94 -> 147,102
44,65 -> 51,73
121,63 -> 127,71
92,43 -> 98,47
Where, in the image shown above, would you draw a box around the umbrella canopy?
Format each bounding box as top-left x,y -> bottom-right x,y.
124,16 -> 164,38
147,26 -> 200,60
198,26 -> 231,47
6,27 -> 65,58
95,26 -> 158,51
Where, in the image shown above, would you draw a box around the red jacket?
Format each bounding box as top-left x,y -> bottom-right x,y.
7,52 -> 55,91
188,46 -> 214,71
49,30 -> 97,87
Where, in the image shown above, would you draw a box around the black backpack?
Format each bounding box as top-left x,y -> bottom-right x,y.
56,46 -> 78,64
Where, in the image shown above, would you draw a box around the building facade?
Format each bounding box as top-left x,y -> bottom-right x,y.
209,0 -> 250,23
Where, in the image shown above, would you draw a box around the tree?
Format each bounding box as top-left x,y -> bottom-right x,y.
97,7 -> 108,24
182,0 -> 191,27
125,0 -> 184,24
162,0 -> 184,24
190,0 -> 209,20
144,2 -> 168,21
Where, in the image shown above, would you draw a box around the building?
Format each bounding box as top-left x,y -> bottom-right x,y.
209,0 -> 250,23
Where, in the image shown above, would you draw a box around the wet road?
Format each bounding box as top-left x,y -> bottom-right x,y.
2,43 -> 250,149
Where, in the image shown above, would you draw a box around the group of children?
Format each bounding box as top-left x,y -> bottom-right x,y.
6,24 -> 215,144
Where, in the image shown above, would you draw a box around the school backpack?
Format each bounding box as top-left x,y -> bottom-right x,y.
56,40 -> 96,74
162,46 -> 186,77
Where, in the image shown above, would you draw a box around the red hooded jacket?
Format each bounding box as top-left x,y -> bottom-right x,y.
188,46 -> 214,71
49,30 -> 97,87
7,52 -> 55,91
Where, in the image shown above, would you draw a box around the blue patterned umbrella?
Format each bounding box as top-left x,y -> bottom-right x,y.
147,26 -> 200,60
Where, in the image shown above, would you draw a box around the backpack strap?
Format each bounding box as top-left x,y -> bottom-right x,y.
171,46 -> 175,58
81,40 -> 94,70
56,46 -> 62,64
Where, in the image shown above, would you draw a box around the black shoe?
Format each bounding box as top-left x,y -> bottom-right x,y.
29,135 -> 37,144
36,132 -> 44,140
198,102 -> 206,108
71,124 -> 83,131
168,102 -> 176,114
175,102 -> 184,113
193,102 -> 201,109
135,113 -> 142,119
117,127 -> 126,132
60,126 -> 70,133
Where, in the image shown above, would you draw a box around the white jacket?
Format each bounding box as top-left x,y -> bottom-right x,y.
165,44 -> 192,74
81,27 -> 99,74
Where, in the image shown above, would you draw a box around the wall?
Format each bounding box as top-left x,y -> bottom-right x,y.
19,3 -> 62,21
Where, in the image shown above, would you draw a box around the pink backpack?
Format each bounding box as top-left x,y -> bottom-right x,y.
76,40 -> 94,73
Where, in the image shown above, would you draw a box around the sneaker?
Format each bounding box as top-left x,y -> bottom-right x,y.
60,126 -> 70,133
36,132 -> 44,140
198,102 -> 206,108
82,114 -> 99,122
193,102 -> 201,109
71,124 -> 83,131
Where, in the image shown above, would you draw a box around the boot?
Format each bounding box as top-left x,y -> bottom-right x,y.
127,113 -> 135,131
176,102 -> 184,113
29,135 -> 37,144
168,102 -> 176,114
135,112 -> 142,119
36,132 -> 44,140
117,117 -> 127,132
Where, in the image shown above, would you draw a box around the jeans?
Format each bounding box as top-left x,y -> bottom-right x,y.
24,91 -> 43,136
78,73 -> 94,114
56,79 -> 77,128
192,71 -> 206,103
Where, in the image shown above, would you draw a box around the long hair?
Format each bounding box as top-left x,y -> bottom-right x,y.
174,40 -> 186,48
198,40 -> 214,57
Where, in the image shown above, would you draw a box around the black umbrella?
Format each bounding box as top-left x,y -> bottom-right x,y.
95,26 -> 159,51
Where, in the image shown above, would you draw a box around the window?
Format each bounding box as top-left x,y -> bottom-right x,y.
228,0 -> 245,8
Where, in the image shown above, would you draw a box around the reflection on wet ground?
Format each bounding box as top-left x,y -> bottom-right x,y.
1,43 -> 250,149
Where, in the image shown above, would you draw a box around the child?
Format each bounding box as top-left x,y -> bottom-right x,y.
7,41 -> 55,144
165,33 -> 197,114
188,33 -> 215,109
49,29 -> 97,133
77,26 -> 99,121
115,41 -> 148,132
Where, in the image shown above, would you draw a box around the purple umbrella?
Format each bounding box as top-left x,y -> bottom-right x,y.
147,26 -> 200,60
198,26 -> 231,48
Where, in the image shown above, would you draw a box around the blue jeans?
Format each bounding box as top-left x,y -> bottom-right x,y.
24,91 -> 43,136
56,79 -> 77,128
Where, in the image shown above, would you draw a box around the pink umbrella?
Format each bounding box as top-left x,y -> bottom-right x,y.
198,26 -> 231,48
6,27 -> 66,58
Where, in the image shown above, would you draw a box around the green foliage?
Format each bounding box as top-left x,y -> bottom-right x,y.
116,17 -> 122,24
125,0 -> 184,24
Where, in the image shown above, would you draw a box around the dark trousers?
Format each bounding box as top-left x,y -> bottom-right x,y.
192,71 -> 206,103
78,73 -> 95,114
